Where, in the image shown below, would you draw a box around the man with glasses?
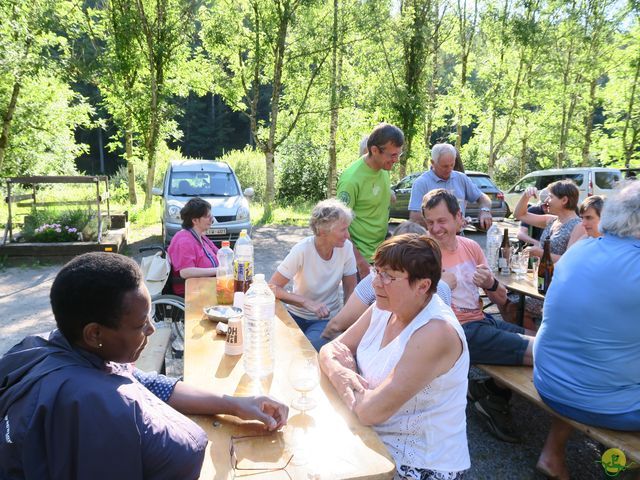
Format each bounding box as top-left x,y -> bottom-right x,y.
409,143 -> 493,230
337,123 -> 404,279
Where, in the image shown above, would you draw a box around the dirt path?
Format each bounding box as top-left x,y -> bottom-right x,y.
0,224 -> 310,355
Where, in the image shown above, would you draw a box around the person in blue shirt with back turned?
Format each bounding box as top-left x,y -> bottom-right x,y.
0,252 -> 288,480
533,181 -> 640,480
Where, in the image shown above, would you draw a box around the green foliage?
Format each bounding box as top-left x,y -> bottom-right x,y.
220,148 -> 267,201
276,140 -> 328,204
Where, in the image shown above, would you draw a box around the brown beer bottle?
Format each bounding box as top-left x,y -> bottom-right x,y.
537,239 -> 554,294
497,228 -> 511,274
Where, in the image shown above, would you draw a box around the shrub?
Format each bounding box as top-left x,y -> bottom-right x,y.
276,141 -> 328,205
21,207 -> 101,242
221,148 -> 266,201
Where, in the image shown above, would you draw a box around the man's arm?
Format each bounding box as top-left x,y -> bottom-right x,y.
407,175 -> 428,227
477,193 -> 493,230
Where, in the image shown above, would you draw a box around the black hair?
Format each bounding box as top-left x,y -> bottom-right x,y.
50,252 -> 142,343
181,197 -> 211,229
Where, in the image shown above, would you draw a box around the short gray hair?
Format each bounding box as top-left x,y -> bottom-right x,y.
431,143 -> 457,164
392,220 -> 427,236
310,199 -> 354,235
599,181 -> 640,238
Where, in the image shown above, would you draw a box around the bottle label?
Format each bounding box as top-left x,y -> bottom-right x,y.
234,260 -> 253,282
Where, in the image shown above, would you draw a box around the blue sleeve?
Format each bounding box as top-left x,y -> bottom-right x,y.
408,175 -> 428,211
354,274 -> 375,305
436,280 -> 452,307
133,369 -> 179,402
463,174 -> 483,203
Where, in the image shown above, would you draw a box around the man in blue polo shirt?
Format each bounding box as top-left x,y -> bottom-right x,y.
408,143 -> 493,230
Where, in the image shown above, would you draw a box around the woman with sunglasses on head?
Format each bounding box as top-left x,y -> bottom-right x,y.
514,180 -> 586,262
319,234 -> 470,480
167,197 -> 219,296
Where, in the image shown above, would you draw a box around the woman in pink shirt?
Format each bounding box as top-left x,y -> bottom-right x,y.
167,197 -> 219,296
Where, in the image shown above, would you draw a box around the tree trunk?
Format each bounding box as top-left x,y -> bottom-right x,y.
125,119 -> 137,204
327,0 -> 340,198
0,81 -> 20,173
144,58 -> 160,209
623,48 -> 640,167
264,149 -> 275,219
581,78 -> 597,166
520,136 -> 527,177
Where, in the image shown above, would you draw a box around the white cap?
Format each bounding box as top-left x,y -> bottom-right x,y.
254,273 -> 265,283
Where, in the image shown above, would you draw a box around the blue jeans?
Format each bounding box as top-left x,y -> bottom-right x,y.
288,311 -> 330,352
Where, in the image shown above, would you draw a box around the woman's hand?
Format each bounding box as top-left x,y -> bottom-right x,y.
523,186 -> 538,199
232,396 -> 289,431
525,245 -> 543,258
329,368 -> 369,410
303,299 -> 330,319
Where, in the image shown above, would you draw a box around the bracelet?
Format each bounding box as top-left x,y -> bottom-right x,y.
480,208 -> 491,213
486,278 -> 500,292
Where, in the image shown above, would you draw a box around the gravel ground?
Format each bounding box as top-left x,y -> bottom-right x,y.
0,223 -> 609,479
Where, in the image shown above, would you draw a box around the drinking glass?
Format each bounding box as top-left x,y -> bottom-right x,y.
288,350 -> 320,411
529,257 -> 540,284
511,251 -> 529,279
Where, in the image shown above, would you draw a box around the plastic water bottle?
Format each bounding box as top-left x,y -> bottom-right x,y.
242,274 -> 275,379
486,223 -> 502,272
216,241 -> 235,304
233,229 -> 254,293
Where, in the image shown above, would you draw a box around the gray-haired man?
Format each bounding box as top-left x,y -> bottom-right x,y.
408,143 -> 493,230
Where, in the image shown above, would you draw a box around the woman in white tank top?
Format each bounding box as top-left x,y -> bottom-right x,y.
319,234 -> 470,480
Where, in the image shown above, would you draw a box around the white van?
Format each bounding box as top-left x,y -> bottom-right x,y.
504,167 -> 622,213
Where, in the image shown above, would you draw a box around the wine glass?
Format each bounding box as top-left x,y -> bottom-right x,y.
288,349 -> 320,412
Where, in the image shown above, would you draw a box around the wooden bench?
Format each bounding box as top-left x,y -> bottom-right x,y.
478,364 -> 640,466
136,327 -> 171,373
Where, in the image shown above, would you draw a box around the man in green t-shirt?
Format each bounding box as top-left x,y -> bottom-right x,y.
337,123 -> 404,278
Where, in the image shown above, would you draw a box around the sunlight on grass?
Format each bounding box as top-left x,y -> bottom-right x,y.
250,201 -> 313,227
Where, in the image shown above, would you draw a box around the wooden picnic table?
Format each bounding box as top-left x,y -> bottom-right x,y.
183,277 -> 396,480
495,271 -> 544,327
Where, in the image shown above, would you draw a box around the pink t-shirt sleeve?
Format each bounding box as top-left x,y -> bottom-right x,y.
167,231 -> 200,272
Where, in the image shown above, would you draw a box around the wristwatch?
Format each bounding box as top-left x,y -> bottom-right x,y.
480,207 -> 491,214
486,277 -> 500,292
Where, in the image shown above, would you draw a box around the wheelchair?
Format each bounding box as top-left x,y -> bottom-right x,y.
139,246 -> 186,358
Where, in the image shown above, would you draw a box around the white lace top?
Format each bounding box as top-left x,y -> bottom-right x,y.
356,295 -> 470,474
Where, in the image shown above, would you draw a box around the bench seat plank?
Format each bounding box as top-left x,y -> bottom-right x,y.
478,364 -> 640,465
136,327 -> 171,373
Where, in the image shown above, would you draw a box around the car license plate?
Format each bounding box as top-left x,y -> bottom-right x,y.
207,228 -> 227,235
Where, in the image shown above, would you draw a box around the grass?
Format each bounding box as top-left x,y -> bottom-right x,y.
250,201 -> 314,227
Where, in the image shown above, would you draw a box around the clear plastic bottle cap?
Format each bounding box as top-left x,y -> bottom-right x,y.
253,273 -> 265,283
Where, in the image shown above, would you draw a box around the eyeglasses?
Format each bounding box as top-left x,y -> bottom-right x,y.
229,434 -> 293,479
370,266 -> 408,285
377,147 -> 404,160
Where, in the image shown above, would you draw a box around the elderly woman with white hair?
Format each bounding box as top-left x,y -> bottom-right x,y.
533,181 -> 640,479
270,199 -> 357,350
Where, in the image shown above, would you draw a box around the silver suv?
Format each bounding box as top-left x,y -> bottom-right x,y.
153,160 -> 253,247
